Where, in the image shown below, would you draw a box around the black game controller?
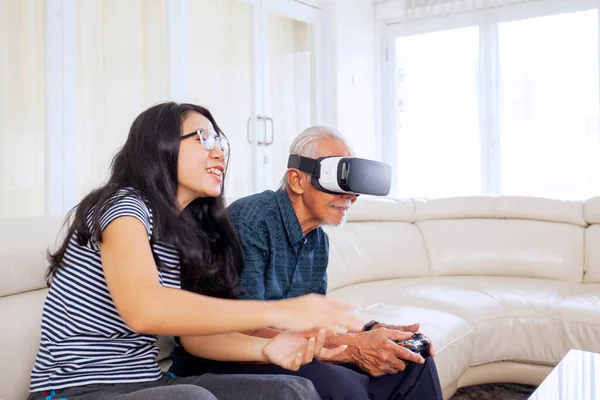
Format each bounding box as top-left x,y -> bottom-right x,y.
395,333 -> 431,358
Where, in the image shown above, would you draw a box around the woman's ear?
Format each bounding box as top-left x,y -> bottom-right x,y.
287,169 -> 305,195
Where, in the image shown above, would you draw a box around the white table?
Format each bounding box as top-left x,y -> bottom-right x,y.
529,349 -> 600,399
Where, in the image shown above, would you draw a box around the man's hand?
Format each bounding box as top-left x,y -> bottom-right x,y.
318,328 -> 425,377
371,323 -> 436,357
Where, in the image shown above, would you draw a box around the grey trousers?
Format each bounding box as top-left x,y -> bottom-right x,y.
28,372 -> 320,400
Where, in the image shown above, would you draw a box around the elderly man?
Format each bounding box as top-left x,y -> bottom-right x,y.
172,126 -> 444,399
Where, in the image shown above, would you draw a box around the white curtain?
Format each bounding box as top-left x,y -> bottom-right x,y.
0,0 -> 46,218
76,0 -> 168,197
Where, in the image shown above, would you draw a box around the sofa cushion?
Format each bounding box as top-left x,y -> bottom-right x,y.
557,283 -> 600,354
0,289 -> 47,400
584,196 -> 600,223
328,277 -> 579,367
414,196 -> 586,226
347,196 -> 587,226
346,196 -> 417,222
324,222 -> 429,291
0,216 -> 65,297
462,277 -> 574,365
327,277 -> 506,325
328,282 -> 474,390
584,225 -> 600,283
417,219 -> 584,281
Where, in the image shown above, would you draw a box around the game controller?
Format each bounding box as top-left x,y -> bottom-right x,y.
395,333 -> 431,358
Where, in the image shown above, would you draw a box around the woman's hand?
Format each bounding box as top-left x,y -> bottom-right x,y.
261,329 -> 348,371
270,294 -> 364,334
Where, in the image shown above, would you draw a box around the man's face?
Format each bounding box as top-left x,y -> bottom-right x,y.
302,138 -> 358,226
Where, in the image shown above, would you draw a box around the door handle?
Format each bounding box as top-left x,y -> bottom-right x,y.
246,116 -> 267,145
264,116 -> 274,146
246,117 -> 252,144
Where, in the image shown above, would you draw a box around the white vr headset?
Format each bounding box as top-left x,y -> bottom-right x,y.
287,155 -> 392,196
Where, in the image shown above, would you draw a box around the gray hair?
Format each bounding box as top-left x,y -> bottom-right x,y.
279,125 -> 352,190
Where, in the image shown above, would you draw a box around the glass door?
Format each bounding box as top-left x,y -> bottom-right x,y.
186,0 -> 255,199
77,0 -> 256,201
250,0 -> 321,192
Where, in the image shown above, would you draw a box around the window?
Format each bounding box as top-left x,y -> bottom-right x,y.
395,27 -> 480,198
390,7 -> 600,200
498,10 -> 600,200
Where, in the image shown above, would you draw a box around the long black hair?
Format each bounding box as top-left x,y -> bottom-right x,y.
47,102 -> 243,299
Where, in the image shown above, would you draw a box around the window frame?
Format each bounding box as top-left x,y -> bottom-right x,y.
383,0 -> 600,197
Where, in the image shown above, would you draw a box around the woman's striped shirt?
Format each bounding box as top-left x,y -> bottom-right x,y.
30,191 -> 180,392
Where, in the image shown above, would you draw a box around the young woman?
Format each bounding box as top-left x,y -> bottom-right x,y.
28,102 -> 362,400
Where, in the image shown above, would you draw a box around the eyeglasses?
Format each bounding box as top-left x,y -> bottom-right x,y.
181,129 -> 230,157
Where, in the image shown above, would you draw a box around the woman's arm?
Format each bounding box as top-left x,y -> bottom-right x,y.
100,217 -> 363,336
180,329 -> 345,371
180,333 -> 270,362
240,328 -> 281,339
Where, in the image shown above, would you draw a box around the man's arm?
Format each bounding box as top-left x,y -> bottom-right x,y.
241,325 -> 427,376
321,329 -> 425,376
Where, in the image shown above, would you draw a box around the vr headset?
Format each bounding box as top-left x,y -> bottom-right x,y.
287,155 -> 392,196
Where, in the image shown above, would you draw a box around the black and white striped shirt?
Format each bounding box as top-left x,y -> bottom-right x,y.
30,191 -> 180,391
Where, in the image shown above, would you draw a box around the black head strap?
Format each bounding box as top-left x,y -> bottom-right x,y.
287,155 -> 321,178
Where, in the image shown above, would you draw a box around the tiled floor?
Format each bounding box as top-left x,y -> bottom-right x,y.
450,383 -> 537,400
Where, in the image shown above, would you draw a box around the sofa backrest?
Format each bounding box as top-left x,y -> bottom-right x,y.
0,216 -> 64,400
584,197 -> 600,283
325,196 -> 588,291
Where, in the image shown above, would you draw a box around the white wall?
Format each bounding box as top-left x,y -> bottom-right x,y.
0,0 -> 380,218
322,0 -> 379,160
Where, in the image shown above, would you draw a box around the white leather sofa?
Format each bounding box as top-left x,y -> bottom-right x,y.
2,196 -> 600,400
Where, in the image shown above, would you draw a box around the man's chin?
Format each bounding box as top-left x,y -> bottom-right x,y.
323,216 -> 347,227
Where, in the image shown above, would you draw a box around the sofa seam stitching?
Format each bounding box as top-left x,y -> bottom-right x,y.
414,221 -> 433,277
